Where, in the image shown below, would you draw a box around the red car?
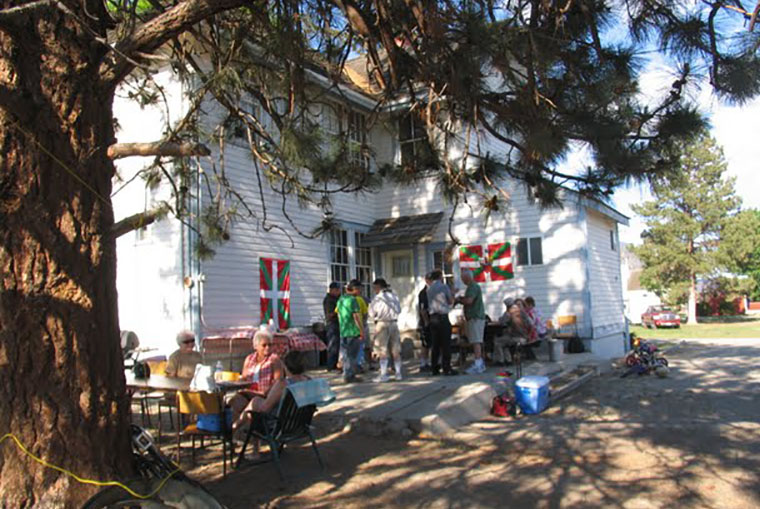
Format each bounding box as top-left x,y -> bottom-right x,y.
641,306 -> 681,328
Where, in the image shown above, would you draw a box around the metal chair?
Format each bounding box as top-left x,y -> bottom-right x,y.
236,385 -> 327,479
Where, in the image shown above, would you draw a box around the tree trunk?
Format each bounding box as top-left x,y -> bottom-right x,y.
0,5 -> 132,507
687,273 -> 698,325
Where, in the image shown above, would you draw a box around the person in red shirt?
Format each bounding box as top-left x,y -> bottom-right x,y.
229,329 -> 285,432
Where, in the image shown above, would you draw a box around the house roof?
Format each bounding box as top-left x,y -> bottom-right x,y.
360,212 -> 444,247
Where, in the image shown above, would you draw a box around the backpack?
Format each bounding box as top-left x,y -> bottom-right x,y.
567,336 -> 585,354
491,394 -> 517,417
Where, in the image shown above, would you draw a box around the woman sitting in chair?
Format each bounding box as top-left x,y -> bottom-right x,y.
229,329 -> 285,430
246,350 -> 310,415
493,299 -> 537,366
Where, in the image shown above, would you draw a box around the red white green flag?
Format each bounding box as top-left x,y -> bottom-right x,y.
459,242 -> 513,282
260,258 -> 291,330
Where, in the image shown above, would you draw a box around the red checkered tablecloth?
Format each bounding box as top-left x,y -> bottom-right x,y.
274,330 -> 326,355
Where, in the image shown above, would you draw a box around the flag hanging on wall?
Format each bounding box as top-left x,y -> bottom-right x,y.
260,258 -> 291,330
459,242 -> 513,283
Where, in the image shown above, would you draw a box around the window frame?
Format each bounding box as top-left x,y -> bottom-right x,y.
398,112 -> 428,168
515,236 -> 544,267
327,227 -> 373,300
431,249 -> 455,288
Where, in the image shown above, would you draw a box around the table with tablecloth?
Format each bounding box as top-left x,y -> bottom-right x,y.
201,327 -> 326,371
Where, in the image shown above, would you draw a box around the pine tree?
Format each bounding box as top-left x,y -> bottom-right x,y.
632,134 -> 740,324
721,209 -> 760,301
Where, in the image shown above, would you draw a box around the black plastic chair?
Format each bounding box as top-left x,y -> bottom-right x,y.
236,387 -> 324,479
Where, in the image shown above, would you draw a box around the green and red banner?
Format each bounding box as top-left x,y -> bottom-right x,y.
259,258 -> 291,330
459,242 -> 513,282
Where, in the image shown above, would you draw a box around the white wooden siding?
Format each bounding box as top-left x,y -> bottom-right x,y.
586,209 -> 626,336
113,70 -> 190,355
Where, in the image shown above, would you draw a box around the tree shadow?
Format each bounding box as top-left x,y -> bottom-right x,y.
193,341 -> 760,508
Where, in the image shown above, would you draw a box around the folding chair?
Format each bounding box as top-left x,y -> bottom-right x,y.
236,379 -> 335,479
176,391 -> 233,477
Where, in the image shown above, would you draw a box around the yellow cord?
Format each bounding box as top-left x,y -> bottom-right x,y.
1,433 -> 181,500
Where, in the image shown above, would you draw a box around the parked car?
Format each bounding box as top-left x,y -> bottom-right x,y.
641,306 -> 681,328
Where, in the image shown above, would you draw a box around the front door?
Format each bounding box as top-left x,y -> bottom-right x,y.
382,249 -> 416,330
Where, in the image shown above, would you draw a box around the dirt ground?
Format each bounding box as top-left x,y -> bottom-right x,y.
193,339 -> 760,508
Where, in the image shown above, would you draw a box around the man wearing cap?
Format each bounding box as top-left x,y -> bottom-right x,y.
427,270 -> 457,376
336,281 -> 364,382
456,269 -> 487,374
165,330 -> 202,378
368,278 -> 402,382
323,282 -> 341,371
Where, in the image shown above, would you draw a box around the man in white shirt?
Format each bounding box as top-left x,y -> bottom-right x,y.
368,278 -> 403,382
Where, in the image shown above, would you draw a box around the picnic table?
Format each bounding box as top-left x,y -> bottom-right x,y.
124,372 -> 250,394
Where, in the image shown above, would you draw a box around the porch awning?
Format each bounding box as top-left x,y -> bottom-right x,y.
360,212 -> 444,248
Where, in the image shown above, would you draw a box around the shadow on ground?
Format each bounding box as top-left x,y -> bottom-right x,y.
182,340 -> 760,508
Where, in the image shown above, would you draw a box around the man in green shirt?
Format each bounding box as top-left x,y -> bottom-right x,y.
456,269 -> 486,374
336,281 -> 365,383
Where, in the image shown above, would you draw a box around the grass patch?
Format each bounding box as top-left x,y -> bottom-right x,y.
631,319 -> 760,339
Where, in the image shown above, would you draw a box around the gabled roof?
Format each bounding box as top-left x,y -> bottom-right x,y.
360,212 -> 444,247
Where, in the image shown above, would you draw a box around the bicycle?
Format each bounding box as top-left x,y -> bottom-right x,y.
81,424 -> 225,508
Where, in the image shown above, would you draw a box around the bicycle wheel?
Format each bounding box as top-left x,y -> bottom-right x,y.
81,478 -> 225,509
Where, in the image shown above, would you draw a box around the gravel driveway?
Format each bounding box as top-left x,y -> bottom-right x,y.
201,338 -> 760,508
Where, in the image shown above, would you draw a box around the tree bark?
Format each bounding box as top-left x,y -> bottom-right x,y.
0,3 -> 131,506
687,273 -> 698,325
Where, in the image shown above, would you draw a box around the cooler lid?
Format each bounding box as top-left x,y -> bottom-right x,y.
515,375 -> 550,389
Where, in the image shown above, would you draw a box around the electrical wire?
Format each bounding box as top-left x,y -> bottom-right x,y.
0,433 -> 180,500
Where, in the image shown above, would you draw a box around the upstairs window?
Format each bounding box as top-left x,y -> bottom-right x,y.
517,237 -> 543,266
399,113 -> 429,168
610,230 -> 616,251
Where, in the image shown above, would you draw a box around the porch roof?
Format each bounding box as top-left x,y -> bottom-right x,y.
360,212 -> 444,247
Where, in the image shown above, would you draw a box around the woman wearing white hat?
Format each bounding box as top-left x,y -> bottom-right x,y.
165,330 -> 202,378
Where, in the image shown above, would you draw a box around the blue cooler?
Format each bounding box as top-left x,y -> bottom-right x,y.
197,408 -> 232,433
514,376 -> 550,414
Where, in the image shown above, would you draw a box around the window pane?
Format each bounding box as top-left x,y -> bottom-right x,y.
610,230 -> 615,251
392,255 -> 411,277
433,251 -> 443,270
517,238 -> 528,266
529,237 -> 543,265
399,115 -> 413,142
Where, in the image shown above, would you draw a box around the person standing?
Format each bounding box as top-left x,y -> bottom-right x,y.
352,279 -> 370,372
336,281 -> 364,383
323,282 -> 341,371
369,278 -> 403,382
427,270 -> 457,376
417,273 -> 434,373
457,269 -> 487,374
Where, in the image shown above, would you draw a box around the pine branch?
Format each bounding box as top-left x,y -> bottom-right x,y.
103,0 -> 253,85
110,207 -> 168,238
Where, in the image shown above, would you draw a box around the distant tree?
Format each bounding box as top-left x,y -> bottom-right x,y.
721,209 -> 760,301
632,134 -> 741,324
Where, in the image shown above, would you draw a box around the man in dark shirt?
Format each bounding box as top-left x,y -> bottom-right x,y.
323,282 -> 341,370
417,273 -> 433,373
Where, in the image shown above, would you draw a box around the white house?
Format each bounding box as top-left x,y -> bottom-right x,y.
113,62 -> 630,360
